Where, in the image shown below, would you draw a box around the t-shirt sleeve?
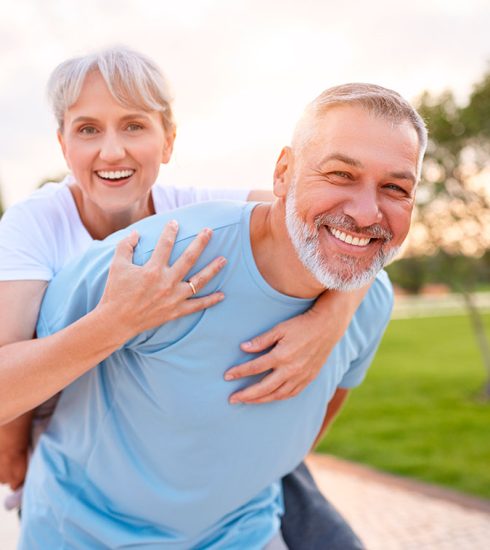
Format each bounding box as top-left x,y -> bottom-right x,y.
0,202 -> 54,281
338,273 -> 394,389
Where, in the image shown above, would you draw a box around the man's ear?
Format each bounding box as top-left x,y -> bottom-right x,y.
273,146 -> 293,198
161,127 -> 176,164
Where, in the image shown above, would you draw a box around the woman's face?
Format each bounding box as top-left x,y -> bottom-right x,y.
58,71 -> 174,215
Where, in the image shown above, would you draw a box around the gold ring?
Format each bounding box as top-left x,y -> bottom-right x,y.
188,280 -> 197,295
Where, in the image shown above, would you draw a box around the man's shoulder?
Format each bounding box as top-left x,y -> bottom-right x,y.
371,270 -> 394,305
129,200 -> 250,259
353,270 -> 394,334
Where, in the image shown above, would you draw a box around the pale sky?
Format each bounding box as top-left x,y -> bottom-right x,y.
1,0 -> 490,207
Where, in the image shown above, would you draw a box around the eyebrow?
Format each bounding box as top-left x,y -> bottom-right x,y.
319,153 -> 363,169
388,170 -> 417,186
71,113 -> 152,125
319,153 -> 417,186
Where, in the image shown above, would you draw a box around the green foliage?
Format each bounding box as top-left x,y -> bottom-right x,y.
461,69 -> 490,140
387,252 -> 490,293
412,72 -> 490,259
317,314 -> 490,499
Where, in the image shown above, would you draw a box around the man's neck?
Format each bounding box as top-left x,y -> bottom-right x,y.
250,202 -> 326,299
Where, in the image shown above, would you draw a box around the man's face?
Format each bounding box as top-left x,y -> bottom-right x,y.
278,104 -> 420,290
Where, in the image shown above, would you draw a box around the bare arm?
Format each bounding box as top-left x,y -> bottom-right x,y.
0,223 -> 226,425
312,388 -> 350,449
225,285 -> 371,403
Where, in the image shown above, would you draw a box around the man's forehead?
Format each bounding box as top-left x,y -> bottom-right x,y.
301,105 -> 419,171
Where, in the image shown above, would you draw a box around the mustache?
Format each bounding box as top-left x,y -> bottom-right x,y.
314,213 -> 393,241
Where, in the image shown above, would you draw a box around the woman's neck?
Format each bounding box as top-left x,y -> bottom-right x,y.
69,184 -> 155,240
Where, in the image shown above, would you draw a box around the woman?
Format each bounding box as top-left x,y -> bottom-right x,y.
0,47 -> 366,548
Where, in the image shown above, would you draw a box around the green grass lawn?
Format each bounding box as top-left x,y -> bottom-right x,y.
316,314 -> 490,500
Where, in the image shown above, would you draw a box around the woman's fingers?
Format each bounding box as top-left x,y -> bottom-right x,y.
174,292 -> 225,317
185,256 -> 227,296
229,370 -> 293,404
224,354 -> 272,381
101,223 -> 226,336
238,381 -> 301,405
112,231 -> 140,266
171,228 -> 213,280
147,221 -> 179,267
239,326 -> 282,353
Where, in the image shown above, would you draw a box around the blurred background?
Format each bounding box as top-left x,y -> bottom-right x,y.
0,0 -> 489,545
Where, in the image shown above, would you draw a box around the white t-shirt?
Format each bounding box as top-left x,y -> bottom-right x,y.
0,175 -> 250,282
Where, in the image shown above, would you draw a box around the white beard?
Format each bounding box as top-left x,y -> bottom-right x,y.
285,183 -> 400,291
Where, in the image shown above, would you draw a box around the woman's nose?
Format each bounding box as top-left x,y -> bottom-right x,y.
99,131 -> 125,162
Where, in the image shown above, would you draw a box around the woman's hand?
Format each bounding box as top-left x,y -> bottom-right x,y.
0,221 -> 227,424
0,445 -> 27,491
0,412 -> 31,490
98,220 -> 227,340
224,286 -> 372,404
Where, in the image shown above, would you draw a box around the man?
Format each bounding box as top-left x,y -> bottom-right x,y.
19,83 -> 426,549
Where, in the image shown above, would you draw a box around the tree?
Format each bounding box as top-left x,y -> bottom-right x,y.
409,72 -> 490,398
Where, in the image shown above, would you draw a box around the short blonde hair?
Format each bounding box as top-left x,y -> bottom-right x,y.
47,46 -> 175,133
292,83 -> 428,178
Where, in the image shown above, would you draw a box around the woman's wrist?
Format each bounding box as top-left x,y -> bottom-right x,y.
90,303 -> 136,350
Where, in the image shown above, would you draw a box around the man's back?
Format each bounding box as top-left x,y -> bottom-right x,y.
21,201 -> 392,549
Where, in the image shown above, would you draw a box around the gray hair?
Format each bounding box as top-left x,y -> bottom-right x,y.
292,83 -> 428,178
47,46 -> 175,133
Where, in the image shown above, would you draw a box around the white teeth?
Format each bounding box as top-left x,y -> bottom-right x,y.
97,170 -> 134,180
330,228 -> 370,247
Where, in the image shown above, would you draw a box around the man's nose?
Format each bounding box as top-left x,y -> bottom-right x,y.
99,131 -> 125,162
342,185 -> 383,228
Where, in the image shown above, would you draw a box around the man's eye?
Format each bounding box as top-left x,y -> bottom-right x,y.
79,126 -> 98,135
385,183 -> 408,194
329,171 -> 351,180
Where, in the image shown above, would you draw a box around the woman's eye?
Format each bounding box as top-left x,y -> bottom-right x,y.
126,123 -> 143,131
79,126 -> 98,135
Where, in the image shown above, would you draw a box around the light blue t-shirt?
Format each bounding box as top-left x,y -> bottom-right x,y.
20,201 -> 393,549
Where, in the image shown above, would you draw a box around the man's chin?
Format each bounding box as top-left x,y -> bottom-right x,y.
310,247 -> 400,291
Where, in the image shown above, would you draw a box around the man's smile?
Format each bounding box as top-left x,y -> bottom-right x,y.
327,227 -> 372,247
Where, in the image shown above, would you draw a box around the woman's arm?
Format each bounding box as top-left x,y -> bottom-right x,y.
0,223 -> 225,425
224,286 -> 371,404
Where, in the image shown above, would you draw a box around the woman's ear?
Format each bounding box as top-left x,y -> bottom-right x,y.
161,127 -> 176,164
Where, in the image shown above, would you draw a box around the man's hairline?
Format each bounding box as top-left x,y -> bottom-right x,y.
291,103 -> 425,181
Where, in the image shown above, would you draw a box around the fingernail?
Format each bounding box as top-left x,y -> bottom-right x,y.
169,220 -> 178,229
229,397 -> 240,404
242,341 -> 252,348
219,257 -> 227,266
203,228 -> 212,237
224,373 -> 233,381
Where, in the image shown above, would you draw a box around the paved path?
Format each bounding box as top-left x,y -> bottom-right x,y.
306,454 -> 490,550
2,454 -> 490,549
